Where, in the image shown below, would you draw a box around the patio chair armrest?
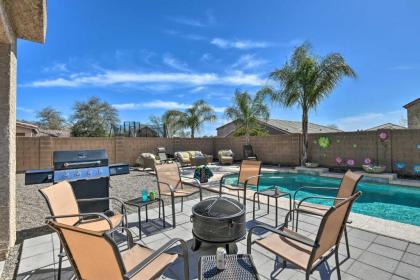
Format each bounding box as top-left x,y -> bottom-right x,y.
157,181 -> 175,193
181,177 -> 202,188
45,213 -> 113,229
247,224 -> 318,254
297,196 -> 349,209
244,173 -> 284,191
124,238 -> 189,280
77,197 -> 128,215
108,226 -> 137,248
293,186 -> 339,202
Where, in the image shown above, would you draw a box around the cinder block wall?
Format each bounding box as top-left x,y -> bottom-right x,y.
16,129 -> 420,176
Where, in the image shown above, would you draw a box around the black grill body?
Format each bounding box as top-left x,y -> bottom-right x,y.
53,149 -> 111,213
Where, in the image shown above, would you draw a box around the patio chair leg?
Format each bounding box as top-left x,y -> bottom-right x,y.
295,211 -> 299,232
258,194 -> 261,210
253,192 -> 256,220
237,190 -> 240,202
158,199 -> 161,219
266,196 -> 269,214
335,249 -> 342,280
282,259 -> 287,268
181,197 -> 184,212
344,226 -> 350,259
305,271 -> 310,280
171,196 -> 176,228
57,243 -> 63,280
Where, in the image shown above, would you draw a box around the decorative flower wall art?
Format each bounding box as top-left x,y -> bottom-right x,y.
318,136 -> 330,149
346,159 -> 355,166
413,165 -> 420,174
335,156 -> 343,165
363,158 -> 372,165
378,131 -> 389,141
395,162 -> 406,170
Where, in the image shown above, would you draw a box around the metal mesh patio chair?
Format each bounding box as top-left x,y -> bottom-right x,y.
46,218 -> 189,280
247,192 -> 362,280
293,170 -> 363,258
39,181 -> 127,279
219,160 -> 262,206
155,163 -> 202,228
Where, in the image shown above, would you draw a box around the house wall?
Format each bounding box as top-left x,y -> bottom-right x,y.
407,102 -> 420,129
16,130 -> 420,176
16,125 -> 36,137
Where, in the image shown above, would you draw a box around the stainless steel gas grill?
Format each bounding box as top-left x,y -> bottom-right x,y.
53,150 -> 111,213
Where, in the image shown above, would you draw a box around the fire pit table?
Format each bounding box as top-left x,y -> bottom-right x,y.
191,197 -> 246,254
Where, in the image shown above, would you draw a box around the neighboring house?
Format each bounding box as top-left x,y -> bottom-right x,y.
366,123 -> 406,131
403,98 -> 420,129
16,121 -> 69,137
216,119 -> 342,137
16,121 -> 39,137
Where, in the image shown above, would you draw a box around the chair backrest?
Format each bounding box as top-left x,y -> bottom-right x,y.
238,160 -> 262,186
48,220 -> 125,280
243,144 -> 255,159
155,163 -> 182,193
334,171 -> 362,206
312,192 -> 361,261
157,147 -> 167,161
39,181 -> 80,225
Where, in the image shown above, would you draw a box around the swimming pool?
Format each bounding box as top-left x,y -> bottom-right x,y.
223,172 -> 420,226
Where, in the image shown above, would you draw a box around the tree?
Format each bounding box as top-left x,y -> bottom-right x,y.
262,43 -> 356,164
149,110 -> 185,138
36,107 -> 66,130
177,100 -> 216,138
70,97 -> 119,137
224,89 -> 270,143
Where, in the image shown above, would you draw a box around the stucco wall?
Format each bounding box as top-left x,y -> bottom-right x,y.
16,130 -> 420,176
407,102 -> 420,129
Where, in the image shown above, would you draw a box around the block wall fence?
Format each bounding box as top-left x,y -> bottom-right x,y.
16,129 -> 420,176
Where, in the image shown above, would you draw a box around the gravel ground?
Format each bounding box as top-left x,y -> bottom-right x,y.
1,168 -> 215,279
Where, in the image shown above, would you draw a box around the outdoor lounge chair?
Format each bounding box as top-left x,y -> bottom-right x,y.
293,170 -> 363,258
157,147 -> 173,163
155,163 -> 202,228
46,218 -> 189,280
39,181 -> 128,279
243,144 -> 258,160
136,153 -> 160,170
247,191 -> 362,280
218,149 -> 234,165
219,160 -> 262,206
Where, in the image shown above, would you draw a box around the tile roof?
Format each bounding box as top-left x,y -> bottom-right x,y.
366,123 -> 407,131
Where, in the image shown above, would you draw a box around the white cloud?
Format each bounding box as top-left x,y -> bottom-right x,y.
26,70 -> 264,88
190,86 -> 206,93
17,106 -> 35,113
336,110 -> 406,131
232,54 -> 266,69
211,38 -> 270,49
113,100 -> 190,111
113,100 -> 226,114
200,53 -> 212,62
162,54 -> 190,72
167,16 -> 206,27
43,63 -> 68,73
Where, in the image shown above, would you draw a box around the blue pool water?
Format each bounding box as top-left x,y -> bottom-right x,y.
223,172 -> 420,226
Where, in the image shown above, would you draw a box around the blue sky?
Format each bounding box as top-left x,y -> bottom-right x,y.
17,0 -> 420,135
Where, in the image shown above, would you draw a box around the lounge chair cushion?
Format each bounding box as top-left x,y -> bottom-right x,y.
77,214 -> 123,231
219,150 -> 233,157
255,228 -> 312,269
122,244 -> 177,280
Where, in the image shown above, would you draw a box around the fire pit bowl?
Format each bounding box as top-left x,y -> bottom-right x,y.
191,197 -> 246,252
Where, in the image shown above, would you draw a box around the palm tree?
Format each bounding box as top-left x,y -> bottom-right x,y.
261,43 -> 356,165
179,100 -> 216,138
149,110 -> 185,138
225,90 -> 270,144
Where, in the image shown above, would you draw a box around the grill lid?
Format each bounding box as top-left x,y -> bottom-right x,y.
193,197 -> 244,218
53,149 -> 109,170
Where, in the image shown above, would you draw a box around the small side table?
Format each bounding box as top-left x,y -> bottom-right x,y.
124,197 -> 165,239
199,254 -> 260,280
253,188 -> 291,227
